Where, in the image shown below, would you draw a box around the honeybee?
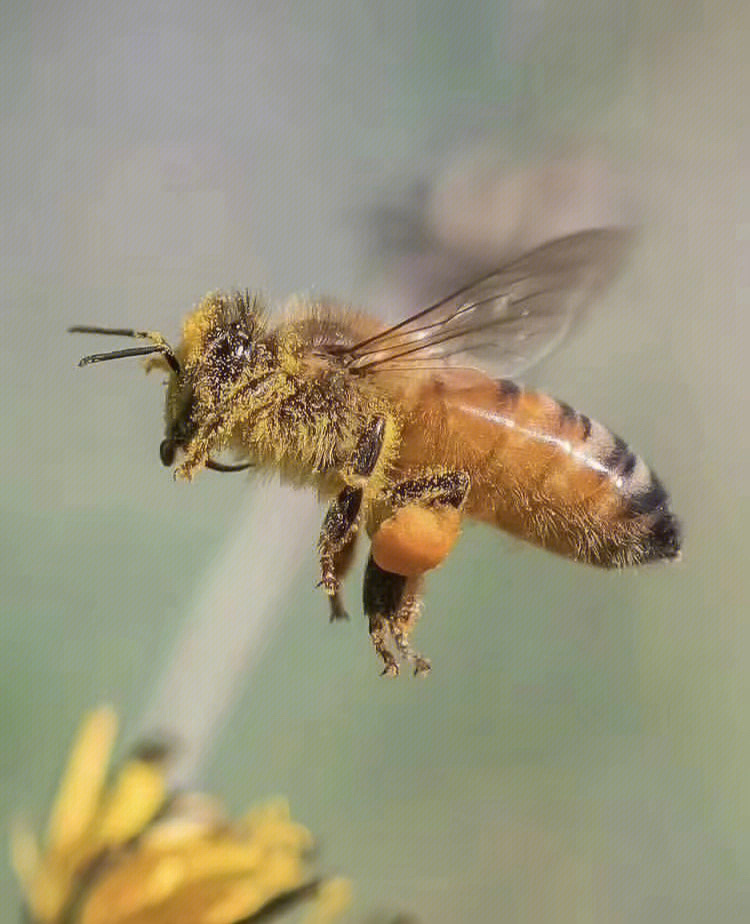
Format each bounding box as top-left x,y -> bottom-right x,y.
71,229 -> 681,676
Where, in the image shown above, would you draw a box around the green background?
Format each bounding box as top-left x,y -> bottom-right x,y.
2,2 -> 748,921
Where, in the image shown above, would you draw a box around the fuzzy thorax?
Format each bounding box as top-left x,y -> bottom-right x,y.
169,292 -> 401,495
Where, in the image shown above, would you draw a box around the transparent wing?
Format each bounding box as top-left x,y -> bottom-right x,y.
339,228 -> 633,378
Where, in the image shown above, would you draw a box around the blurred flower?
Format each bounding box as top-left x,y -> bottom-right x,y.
10,707 -> 350,924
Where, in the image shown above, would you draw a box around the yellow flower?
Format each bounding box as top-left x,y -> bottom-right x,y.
10,707 -> 350,924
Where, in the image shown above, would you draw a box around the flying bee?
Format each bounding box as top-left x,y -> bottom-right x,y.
71,228 -> 681,677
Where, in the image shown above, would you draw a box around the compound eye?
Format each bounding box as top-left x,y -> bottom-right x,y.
232,328 -> 252,359
159,439 -> 176,466
215,326 -> 252,367
232,341 -> 250,360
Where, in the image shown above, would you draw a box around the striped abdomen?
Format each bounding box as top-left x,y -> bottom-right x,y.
396,373 -> 681,568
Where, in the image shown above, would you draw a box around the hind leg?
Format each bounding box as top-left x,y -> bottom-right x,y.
370,470 -> 470,576
362,470 -> 469,676
362,555 -> 430,676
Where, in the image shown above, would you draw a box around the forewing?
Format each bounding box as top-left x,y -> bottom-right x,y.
341,228 -> 633,378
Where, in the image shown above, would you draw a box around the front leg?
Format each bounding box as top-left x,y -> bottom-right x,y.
318,416 -> 386,599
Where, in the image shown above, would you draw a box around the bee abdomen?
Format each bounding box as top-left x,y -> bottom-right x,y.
563,406 -> 682,565
448,380 -> 681,568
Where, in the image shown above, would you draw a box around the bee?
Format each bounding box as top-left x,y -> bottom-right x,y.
71,229 -> 681,676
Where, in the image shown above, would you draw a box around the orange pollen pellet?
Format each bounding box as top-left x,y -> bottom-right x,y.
371,505 -> 462,576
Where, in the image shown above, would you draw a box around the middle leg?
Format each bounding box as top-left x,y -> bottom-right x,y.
318,416 -> 386,597
326,534 -> 358,622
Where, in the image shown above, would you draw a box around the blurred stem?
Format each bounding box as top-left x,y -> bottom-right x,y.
136,484 -> 318,786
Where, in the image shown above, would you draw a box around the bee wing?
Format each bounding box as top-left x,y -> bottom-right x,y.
342,228 -> 633,378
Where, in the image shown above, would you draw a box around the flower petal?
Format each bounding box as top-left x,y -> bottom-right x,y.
46,707 -> 118,855
96,756 -> 168,846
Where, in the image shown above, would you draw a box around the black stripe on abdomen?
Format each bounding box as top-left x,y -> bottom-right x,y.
627,474 -> 682,562
582,417 -> 682,564
604,435 -> 638,478
496,379 -> 521,405
628,477 -> 669,515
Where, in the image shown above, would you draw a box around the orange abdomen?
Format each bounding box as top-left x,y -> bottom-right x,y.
395,373 -> 680,568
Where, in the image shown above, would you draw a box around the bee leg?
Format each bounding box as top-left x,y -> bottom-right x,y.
368,614 -> 400,677
175,412 -> 224,481
327,536 -> 358,622
363,555 -> 429,676
318,416 -> 386,596
389,470 -> 470,511
363,555 -> 403,676
318,484 -> 364,596
388,579 -> 431,676
362,471 -> 469,674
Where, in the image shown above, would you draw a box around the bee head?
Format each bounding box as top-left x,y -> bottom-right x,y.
177,291 -> 262,374
163,291 -> 272,473
70,290 -> 264,474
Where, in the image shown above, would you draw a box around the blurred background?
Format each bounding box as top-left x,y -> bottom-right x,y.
1,1 -> 748,921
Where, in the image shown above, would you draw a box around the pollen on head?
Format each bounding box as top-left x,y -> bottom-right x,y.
180,295 -> 218,355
